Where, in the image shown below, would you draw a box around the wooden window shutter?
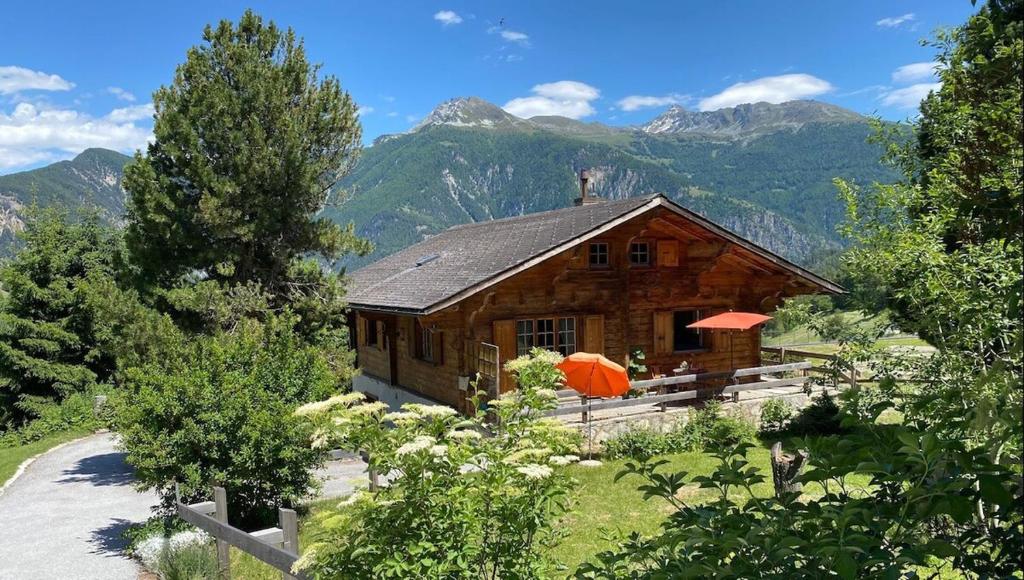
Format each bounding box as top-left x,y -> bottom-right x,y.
492,320 -> 517,392
657,240 -> 679,267
654,311 -> 673,354
357,316 -> 366,346
432,331 -> 445,366
582,315 -> 604,354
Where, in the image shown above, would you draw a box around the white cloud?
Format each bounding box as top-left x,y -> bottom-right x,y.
433,10 -> 463,26
106,103 -> 154,123
406,114 -> 420,123
698,74 -> 834,111
358,105 -> 374,116
891,62 -> 937,84
503,80 -> 600,119
0,101 -> 152,172
386,111 -> 398,117
0,66 -> 74,95
876,13 -> 915,28
880,82 -> 941,109
106,86 -> 136,102
617,93 -> 689,112
488,26 -> 530,46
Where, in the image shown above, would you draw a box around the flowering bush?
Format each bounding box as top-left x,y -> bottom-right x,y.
294,348 -> 581,578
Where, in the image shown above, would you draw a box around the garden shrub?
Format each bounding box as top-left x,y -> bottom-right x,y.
293,348 -> 579,578
602,400 -> 757,459
151,539 -> 218,580
114,314 -> 341,527
0,386 -> 110,448
783,392 -> 845,437
758,398 -> 794,435
602,427 -> 670,460
706,415 -> 758,449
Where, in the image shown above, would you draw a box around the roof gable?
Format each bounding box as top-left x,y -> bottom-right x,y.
346,194 -> 842,313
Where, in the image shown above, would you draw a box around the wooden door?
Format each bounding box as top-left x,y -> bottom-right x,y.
653,311 -> 673,354
582,315 -> 605,354
492,320 -> 516,392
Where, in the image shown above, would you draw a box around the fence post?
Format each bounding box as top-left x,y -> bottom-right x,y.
279,508 -> 299,580
213,486 -> 231,578
360,450 -> 379,491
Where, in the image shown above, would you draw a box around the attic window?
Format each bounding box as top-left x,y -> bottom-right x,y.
588,242 -> 609,267
415,254 -> 440,267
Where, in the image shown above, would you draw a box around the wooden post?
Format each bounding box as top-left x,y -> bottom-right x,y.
770,442 -> 809,498
279,508 -> 299,580
360,450 -> 379,491
213,486 -> 231,578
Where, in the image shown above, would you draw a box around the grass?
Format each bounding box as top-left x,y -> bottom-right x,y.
228,441 -> 873,578
0,428 -> 92,486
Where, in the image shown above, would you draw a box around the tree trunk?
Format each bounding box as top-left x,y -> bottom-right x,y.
770,441 -> 809,498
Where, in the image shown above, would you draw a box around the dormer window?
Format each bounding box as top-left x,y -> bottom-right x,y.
589,242 -> 609,267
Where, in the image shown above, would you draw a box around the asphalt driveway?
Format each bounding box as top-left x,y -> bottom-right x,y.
0,433 -> 368,580
0,433 -> 157,580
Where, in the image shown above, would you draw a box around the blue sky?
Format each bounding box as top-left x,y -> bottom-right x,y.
0,1 -> 977,174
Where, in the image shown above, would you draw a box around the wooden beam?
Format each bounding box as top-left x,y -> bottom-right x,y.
543,390 -> 698,417
176,500 -> 309,579
721,376 -> 807,394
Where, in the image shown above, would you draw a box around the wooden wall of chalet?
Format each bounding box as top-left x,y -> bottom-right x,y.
355,311 -> 468,411
439,206 -> 811,382
355,206 -> 818,406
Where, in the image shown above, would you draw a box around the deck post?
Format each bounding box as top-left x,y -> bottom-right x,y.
279,508 -> 299,580
213,486 -> 231,578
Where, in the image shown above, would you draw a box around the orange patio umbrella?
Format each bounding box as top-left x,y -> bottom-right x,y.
557,352 -> 631,398
687,311 -> 773,371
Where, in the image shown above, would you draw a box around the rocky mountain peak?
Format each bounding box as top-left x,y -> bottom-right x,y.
412,97 -> 527,131
642,100 -> 864,136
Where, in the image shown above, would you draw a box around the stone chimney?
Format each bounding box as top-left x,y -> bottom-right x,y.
574,169 -> 601,206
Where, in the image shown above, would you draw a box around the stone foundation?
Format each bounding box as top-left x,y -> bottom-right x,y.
570,386 -> 832,445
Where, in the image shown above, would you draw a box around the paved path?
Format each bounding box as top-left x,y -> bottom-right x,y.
0,433 -> 368,580
0,433 -> 157,580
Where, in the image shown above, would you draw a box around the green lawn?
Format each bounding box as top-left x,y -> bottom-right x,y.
231,442 -> 872,578
0,429 -> 92,486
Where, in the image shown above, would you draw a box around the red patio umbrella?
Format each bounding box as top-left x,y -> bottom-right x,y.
556,352 -> 630,458
687,311 -> 773,371
557,352 -> 631,398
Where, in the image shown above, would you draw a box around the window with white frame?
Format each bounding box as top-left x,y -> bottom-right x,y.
589,242 -> 609,267
517,316 -> 577,356
516,320 -> 535,356
558,317 -> 577,355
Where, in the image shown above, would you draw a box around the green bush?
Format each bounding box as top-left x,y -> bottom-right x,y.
707,415 -> 758,449
154,541 -> 218,580
758,398 -> 794,435
602,400 -> 756,459
602,427 -> 670,460
783,392 -> 845,437
293,348 -> 577,578
114,314 -> 341,528
0,386 -> 109,448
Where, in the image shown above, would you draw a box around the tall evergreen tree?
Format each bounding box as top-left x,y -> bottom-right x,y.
124,10 -> 370,333
0,208 -> 120,427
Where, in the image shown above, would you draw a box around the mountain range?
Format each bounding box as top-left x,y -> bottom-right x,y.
0,98 -> 900,268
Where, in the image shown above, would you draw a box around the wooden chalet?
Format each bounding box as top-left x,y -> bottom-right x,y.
346,187 -> 842,413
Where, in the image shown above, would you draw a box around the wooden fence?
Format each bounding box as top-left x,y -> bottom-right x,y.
543,361 -> 811,419
761,346 -> 859,388
176,485 -> 306,580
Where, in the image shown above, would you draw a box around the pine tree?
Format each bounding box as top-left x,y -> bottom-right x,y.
0,208 -> 119,427
123,10 -> 370,335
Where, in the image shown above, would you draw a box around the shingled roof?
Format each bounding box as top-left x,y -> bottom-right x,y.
346,194 -> 841,314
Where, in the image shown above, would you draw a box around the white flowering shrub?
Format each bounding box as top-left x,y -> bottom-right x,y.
294,348 -> 580,578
